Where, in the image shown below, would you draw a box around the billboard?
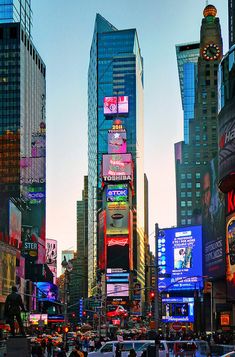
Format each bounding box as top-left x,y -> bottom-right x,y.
9,200 -> 21,248
104,96 -> 128,115
106,203 -> 129,235
29,314 -> 48,325
36,282 -> 58,302
157,225 -> 203,291
0,243 -> 16,300
102,154 -> 133,182
46,239 -> 57,282
202,158 -> 226,278
107,237 -> 129,270
22,225 -> 38,260
226,213 -> 235,300
161,297 -> 194,323
106,184 -> 128,203
107,283 -> 129,297
108,130 -> 127,154
98,211 -> 106,270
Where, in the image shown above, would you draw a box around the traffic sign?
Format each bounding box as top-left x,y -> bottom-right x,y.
172,322 -> 182,331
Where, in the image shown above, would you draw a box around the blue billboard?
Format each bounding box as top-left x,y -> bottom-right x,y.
161,297 -> 194,323
157,225 -> 203,291
36,282 -> 58,301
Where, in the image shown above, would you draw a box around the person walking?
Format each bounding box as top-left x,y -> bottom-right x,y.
4,286 -> 26,336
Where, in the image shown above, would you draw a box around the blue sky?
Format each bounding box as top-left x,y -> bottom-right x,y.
31,0 -> 228,267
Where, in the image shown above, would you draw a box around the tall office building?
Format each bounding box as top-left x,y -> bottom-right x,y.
88,14 -> 144,295
175,5 -> 223,226
0,0 -> 46,315
176,42 -> 199,144
229,0 -> 235,47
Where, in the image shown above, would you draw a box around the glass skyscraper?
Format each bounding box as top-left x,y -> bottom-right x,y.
88,14 -> 144,294
0,0 -> 32,37
176,42 -> 199,144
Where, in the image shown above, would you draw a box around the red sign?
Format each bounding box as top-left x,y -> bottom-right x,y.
172,322 -> 182,331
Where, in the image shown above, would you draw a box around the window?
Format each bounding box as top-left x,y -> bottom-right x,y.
122,344 -> 133,351
196,183 -> 201,189
181,173 -> 186,179
181,210 -> 186,216
101,344 -> 113,352
196,191 -> 200,197
181,192 -> 186,198
187,182 -> 192,189
187,173 -> 192,179
187,201 -> 192,207
181,219 -> 186,225
187,210 -> 192,216
181,183 -> 186,189
196,173 -> 200,179
187,219 -> 192,224
187,192 -> 192,198
181,201 -> 186,207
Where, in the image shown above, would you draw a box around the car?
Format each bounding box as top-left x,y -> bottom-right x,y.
106,305 -> 128,318
88,340 -> 169,357
220,352 -> 235,357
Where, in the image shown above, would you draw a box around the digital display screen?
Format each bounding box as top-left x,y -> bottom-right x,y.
106,202 -> 129,235
36,282 -> 58,301
104,96 -> 128,115
108,130 -> 127,154
102,154 -> 132,182
157,225 -> 203,291
9,200 -> 21,247
107,237 -> 129,270
106,184 -> 128,203
226,213 -> 235,300
161,297 -> 194,323
29,314 -> 48,325
107,283 -> 129,297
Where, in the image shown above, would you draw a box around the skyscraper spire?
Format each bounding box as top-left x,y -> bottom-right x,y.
206,0 -> 209,6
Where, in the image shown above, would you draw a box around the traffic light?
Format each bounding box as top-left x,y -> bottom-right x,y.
72,312 -> 76,318
150,291 -> 155,300
83,311 -> 87,317
63,326 -> 69,333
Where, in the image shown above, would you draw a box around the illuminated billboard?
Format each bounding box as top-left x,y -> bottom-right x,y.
36,282 -> 58,302
226,213 -> 235,300
0,244 -> 16,299
102,154 -> 133,182
29,314 -> 48,325
161,297 -> 194,323
108,130 -> 127,154
106,184 -> 128,203
202,158 -> 226,278
107,283 -> 129,297
107,237 -> 129,270
98,211 -> 106,270
9,200 -> 22,248
22,225 -> 38,260
157,225 -> 203,291
106,202 -> 129,235
104,96 -> 128,115
46,239 -> 57,282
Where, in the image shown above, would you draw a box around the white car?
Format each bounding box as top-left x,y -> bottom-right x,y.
88,340 -> 169,357
220,352 -> 235,357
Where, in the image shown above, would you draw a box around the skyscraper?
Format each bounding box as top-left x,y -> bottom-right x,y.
229,0 -> 235,47
175,5 -> 223,227
88,14 -> 144,295
176,42 -> 199,144
0,0 -> 46,315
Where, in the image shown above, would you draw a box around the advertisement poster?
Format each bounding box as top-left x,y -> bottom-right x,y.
108,130 -> 127,154
106,184 -> 128,203
0,243 -> 16,299
9,200 -> 22,247
202,158 -> 226,278
22,225 -> 38,260
98,211 -> 106,270
157,225 -> 203,291
102,154 -> 133,182
107,237 -> 129,270
107,283 -> 129,297
226,213 -> 235,300
46,239 -> 57,282
104,96 -> 128,115
29,314 -> 48,325
131,282 -> 142,315
106,202 -> 129,236
161,297 -> 194,323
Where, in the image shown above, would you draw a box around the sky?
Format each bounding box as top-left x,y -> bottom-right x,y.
31,0 -> 228,271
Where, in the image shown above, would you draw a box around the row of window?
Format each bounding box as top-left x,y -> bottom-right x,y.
180,182 -> 200,189
180,173 -> 201,179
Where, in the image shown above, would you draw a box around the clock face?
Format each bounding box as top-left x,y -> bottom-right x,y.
202,43 -> 220,61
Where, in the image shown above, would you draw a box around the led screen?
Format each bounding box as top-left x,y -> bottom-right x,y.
102,154 -> 132,182
46,239 -> 57,283
108,130 -> 127,154
106,203 -> 129,235
106,184 -> 128,203
226,213 -> 235,300
202,158 -> 226,278
104,96 -> 128,115
107,283 -> 129,297
157,225 -> 203,291
36,282 -> 58,302
98,211 -> 106,270
29,314 -> 48,325
161,297 -> 194,323
22,225 -> 38,260
107,237 -> 129,270
9,200 -> 21,247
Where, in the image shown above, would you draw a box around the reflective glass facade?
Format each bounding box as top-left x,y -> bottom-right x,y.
88,14 -> 144,294
0,0 -> 32,37
176,43 -> 199,144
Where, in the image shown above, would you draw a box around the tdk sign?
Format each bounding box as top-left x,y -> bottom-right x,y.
106,186 -> 128,202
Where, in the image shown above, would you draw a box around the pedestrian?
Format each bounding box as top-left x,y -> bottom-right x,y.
128,349 -> 136,357
4,286 -> 26,337
69,344 -> 85,357
115,343 -> 122,357
57,346 -> 67,357
47,338 -> 53,357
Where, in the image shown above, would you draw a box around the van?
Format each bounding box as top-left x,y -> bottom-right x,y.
88,340 -> 169,357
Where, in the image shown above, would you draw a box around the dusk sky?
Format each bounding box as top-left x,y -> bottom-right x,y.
31,1 -> 228,270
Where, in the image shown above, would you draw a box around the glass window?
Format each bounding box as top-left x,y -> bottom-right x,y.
121,343 -> 133,351
181,192 -> 186,198
196,191 -> 200,197
187,201 -> 192,207
181,201 -> 186,207
101,344 -> 113,352
187,173 -> 192,179
196,183 -> 201,188
180,173 -> 186,179
181,219 -> 186,225
187,182 -> 192,188
181,183 -> 186,189
196,173 -> 200,179
187,192 -> 192,198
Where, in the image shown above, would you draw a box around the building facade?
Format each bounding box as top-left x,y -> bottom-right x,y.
88,14 -> 145,295
0,1 -> 46,316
